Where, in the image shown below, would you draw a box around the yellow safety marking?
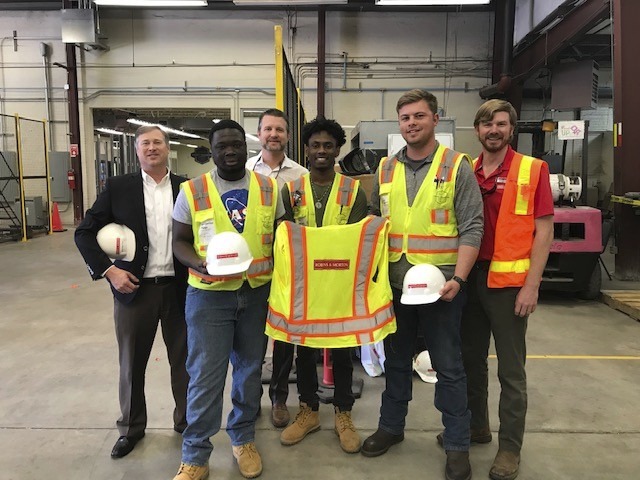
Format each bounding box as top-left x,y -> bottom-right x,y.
488,355 -> 640,360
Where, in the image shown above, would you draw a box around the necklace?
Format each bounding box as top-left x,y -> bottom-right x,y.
310,181 -> 331,209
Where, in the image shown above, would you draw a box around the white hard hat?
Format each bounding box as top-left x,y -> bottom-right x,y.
97,223 -> 136,262
400,263 -> 446,305
206,231 -> 253,276
413,350 -> 437,384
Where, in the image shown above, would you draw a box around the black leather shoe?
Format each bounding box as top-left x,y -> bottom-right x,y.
445,451 -> 472,480
361,429 -> 404,457
110,434 -> 143,458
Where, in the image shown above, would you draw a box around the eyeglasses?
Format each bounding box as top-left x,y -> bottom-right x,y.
480,178 -> 498,197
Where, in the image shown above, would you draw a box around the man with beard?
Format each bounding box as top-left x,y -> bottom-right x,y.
278,115 -> 368,454
362,89 -> 483,480
458,99 -> 553,480
171,120 -> 285,480
246,108 -> 308,429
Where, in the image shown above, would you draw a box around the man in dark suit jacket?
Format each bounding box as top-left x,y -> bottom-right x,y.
75,125 -> 189,459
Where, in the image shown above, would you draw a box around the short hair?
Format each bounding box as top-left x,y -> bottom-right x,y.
134,125 -> 169,147
258,108 -> 289,133
301,115 -> 346,147
208,119 -> 246,145
396,89 -> 438,115
474,99 -> 518,127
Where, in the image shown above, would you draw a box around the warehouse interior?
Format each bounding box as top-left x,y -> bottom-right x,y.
0,1 -> 639,479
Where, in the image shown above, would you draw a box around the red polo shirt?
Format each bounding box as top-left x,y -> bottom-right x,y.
475,146 -> 554,261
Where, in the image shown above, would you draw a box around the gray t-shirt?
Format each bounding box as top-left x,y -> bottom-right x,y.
370,144 -> 484,289
173,168 -> 285,228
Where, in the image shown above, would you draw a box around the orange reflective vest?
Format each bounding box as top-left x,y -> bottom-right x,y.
378,144 -> 471,266
266,216 -> 396,348
476,152 -> 543,288
287,172 -> 360,227
182,171 -> 277,291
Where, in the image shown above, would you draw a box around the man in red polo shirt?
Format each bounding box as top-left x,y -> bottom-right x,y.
460,99 -> 553,480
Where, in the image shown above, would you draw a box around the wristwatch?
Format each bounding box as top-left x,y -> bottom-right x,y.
451,275 -> 467,291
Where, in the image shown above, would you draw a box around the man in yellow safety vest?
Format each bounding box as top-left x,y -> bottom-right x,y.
362,89 -> 484,480
277,115 -> 369,454
171,119 -> 285,480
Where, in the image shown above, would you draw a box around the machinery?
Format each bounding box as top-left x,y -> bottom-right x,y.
517,121 -> 607,300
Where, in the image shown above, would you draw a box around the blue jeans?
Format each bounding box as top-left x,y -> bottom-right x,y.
181,282 -> 269,466
379,287 -> 471,452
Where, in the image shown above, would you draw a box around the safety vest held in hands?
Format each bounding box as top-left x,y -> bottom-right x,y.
474,152 -> 543,288
182,171 -> 278,291
266,216 -> 396,348
287,172 -> 360,227
378,144 -> 471,266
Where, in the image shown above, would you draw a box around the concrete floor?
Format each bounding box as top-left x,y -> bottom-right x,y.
1,229 -> 639,480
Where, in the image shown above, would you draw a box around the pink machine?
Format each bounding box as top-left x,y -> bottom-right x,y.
541,205 -> 604,299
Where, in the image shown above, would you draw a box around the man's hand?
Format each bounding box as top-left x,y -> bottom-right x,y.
515,284 -> 539,317
439,279 -> 461,302
105,266 -> 139,294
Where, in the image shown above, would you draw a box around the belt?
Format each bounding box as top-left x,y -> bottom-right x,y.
141,276 -> 175,285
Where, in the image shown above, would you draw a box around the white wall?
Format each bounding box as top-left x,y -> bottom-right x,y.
1,8 -> 495,224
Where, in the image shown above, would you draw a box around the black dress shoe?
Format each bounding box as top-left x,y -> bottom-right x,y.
110,434 -> 143,458
361,429 -> 404,457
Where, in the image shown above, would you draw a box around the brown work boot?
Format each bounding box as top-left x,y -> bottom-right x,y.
489,450 -> 521,480
173,462 -> 209,480
445,451 -> 472,480
280,403 -> 320,446
271,402 -> 290,428
437,427 -> 493,448
232,442 -> 263,479
334,407 -> 361,453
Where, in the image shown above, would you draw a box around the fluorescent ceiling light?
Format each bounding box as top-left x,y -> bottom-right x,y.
245,133 -> 260,142
127,118 -> 203,139
94,1 -> 208,6
234,0 -> 347,5
376,0 -> 490,5
95,127 -> 124,135
169,140 -> 181,145
186,144 -> 199,148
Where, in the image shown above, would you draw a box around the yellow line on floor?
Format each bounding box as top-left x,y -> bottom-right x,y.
487,355 -> 640,360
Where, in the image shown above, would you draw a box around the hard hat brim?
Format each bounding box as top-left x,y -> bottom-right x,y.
415,369 -> 438,383
400,291 -> 442,305
206,257 -> 253,276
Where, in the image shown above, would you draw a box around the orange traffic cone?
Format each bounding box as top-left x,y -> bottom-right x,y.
51,202 -> 66,232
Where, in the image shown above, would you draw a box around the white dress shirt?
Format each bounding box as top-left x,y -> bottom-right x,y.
141,168 -> 175,277
246,153 -> 309,189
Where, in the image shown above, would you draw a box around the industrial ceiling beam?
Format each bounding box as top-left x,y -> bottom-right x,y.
511,0 -> 610,81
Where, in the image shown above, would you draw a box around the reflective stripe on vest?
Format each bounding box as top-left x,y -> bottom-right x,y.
288,173 -> 359,227
182,171 -> 276,290
266,216 -> 396,348
483,153 -> 543,288
379,145 -> 468,265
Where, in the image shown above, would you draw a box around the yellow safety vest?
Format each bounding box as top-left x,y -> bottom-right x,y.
378,144 -> 470,266
266,216 -> 396,348
287,172 -> 360,227
182,171 -> 278,291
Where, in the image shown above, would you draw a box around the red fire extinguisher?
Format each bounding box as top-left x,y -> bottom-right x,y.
67,169 -> 77,190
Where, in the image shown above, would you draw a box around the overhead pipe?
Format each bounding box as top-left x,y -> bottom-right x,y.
479,0 -> 516,99
40,42 -> 53,150
317,7 -> 326,116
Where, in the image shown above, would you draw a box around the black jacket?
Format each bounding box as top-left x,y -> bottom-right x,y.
74,171 -> 188,305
